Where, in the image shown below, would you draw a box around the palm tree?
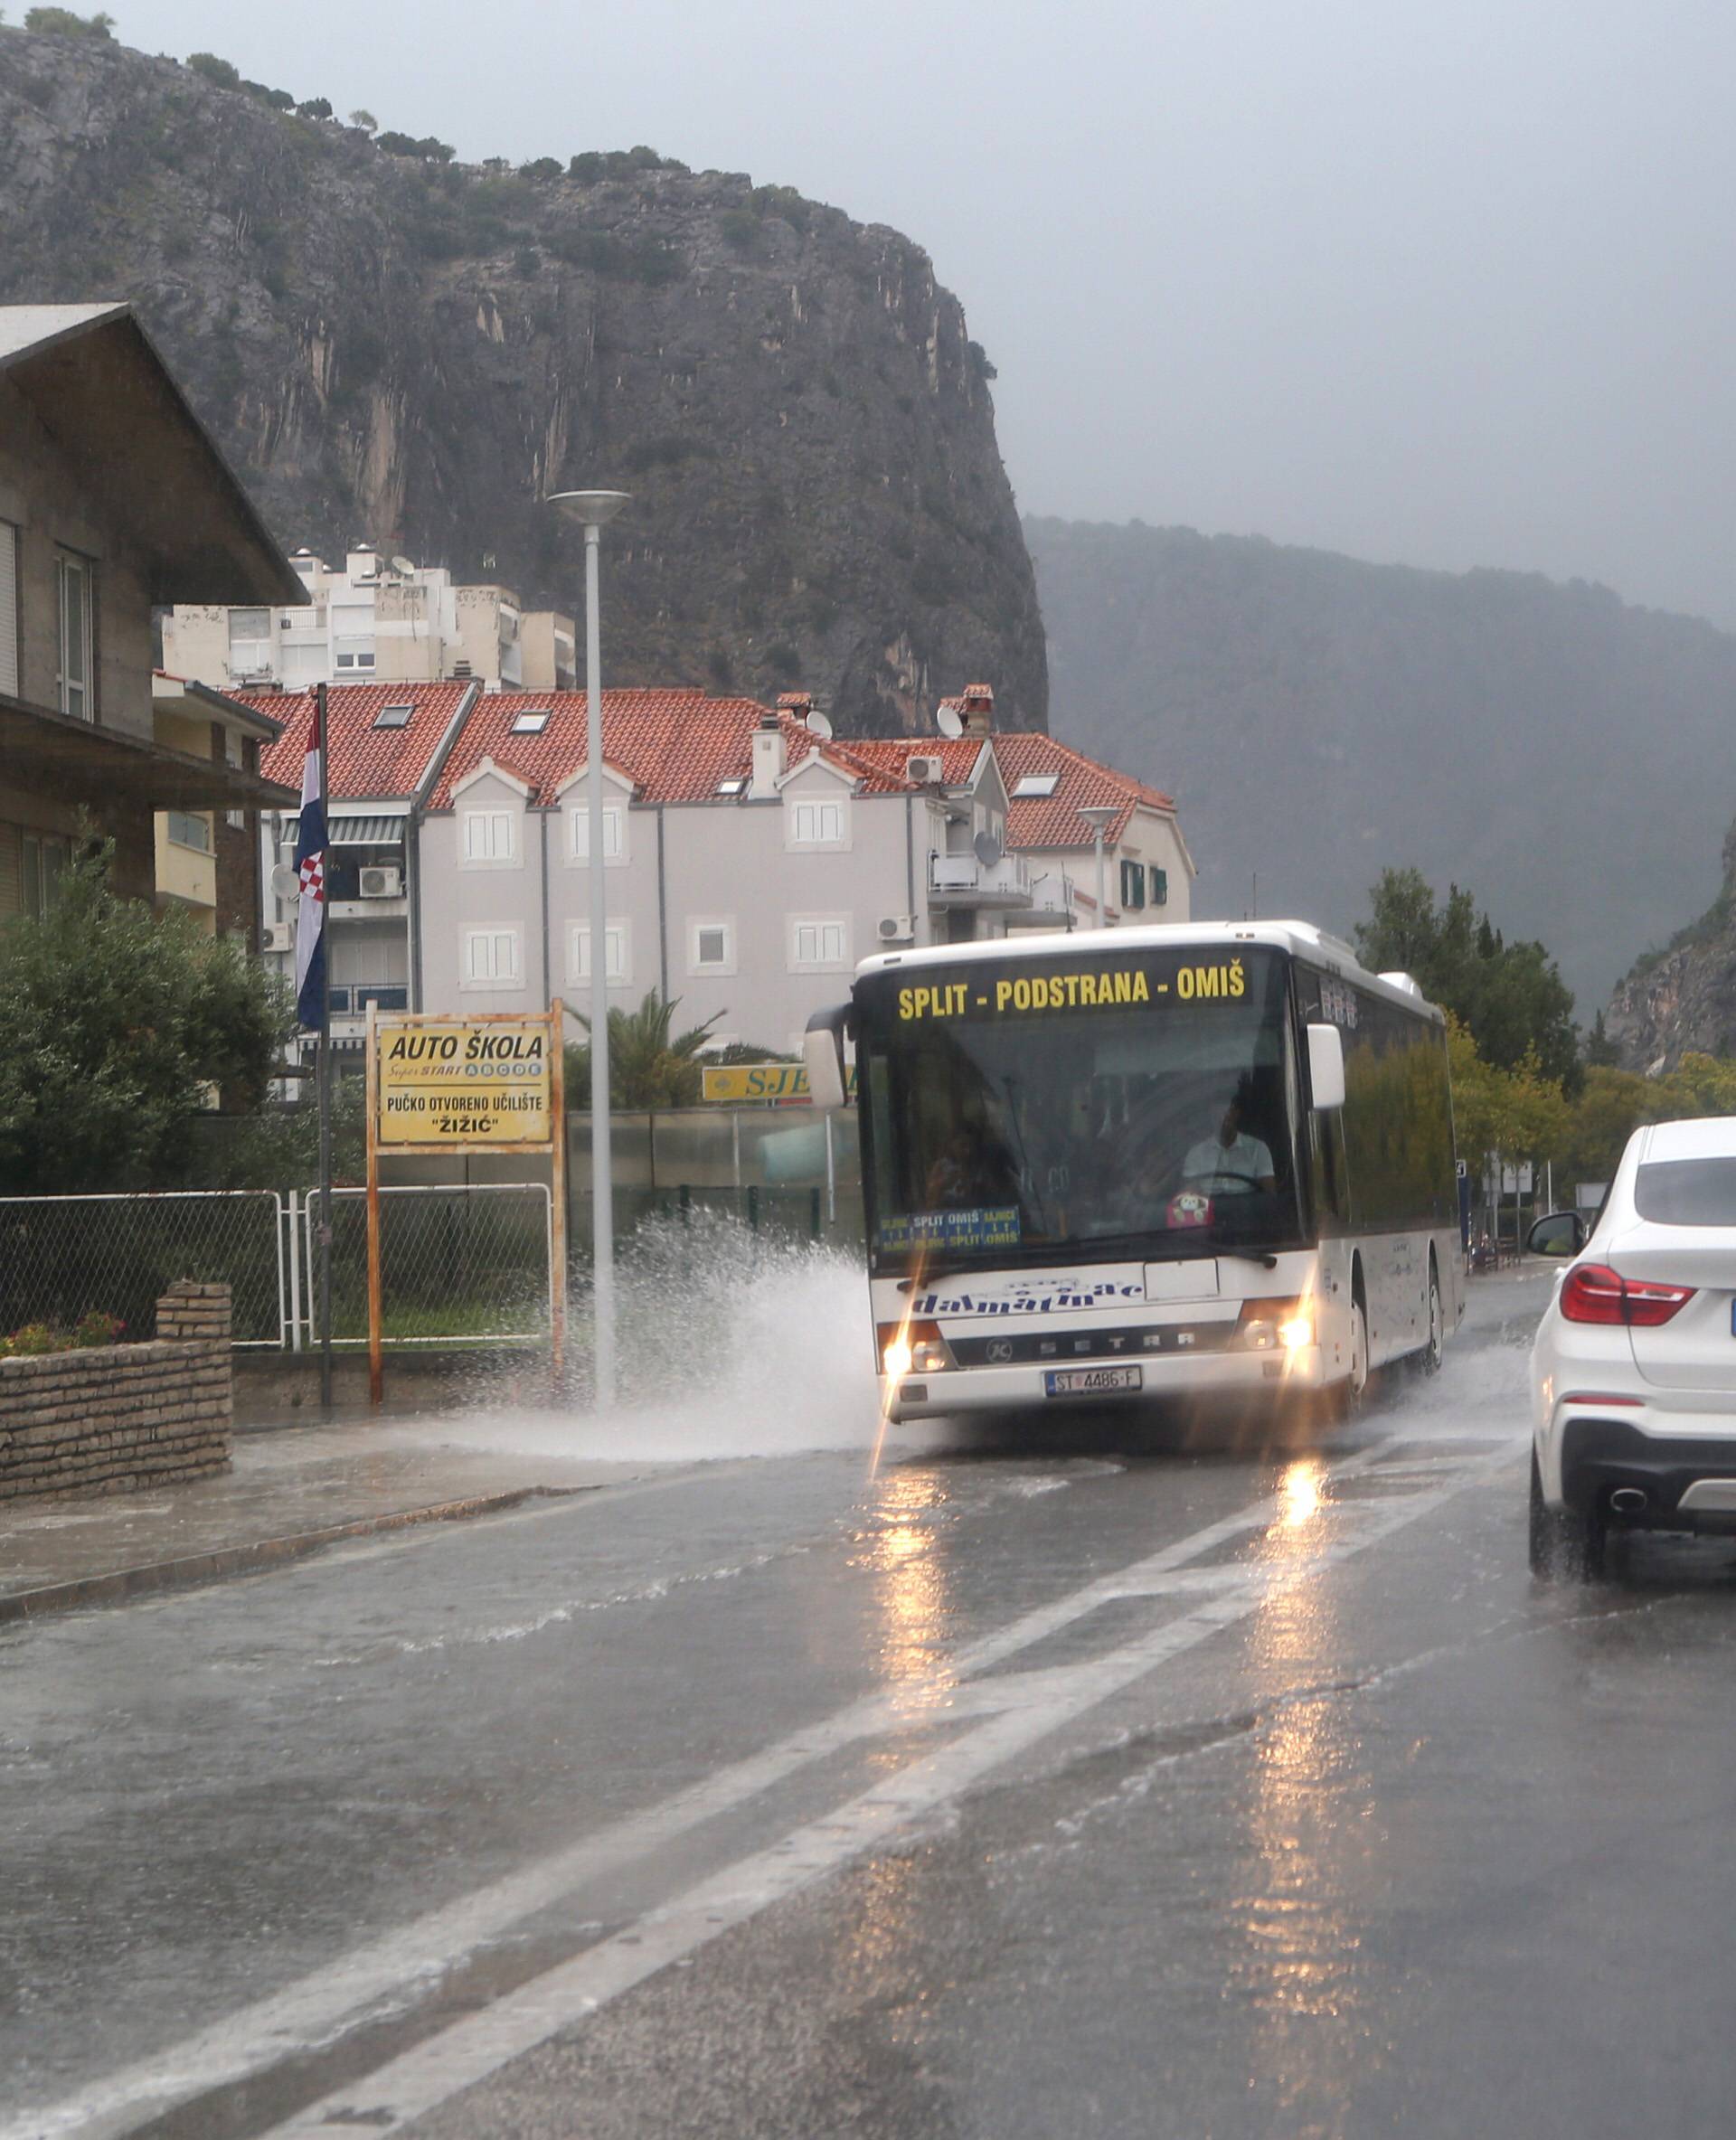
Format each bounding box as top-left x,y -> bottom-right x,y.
565,992 -> 724,1109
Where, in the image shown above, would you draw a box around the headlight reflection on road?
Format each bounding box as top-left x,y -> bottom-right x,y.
851,1466 -> 957,1708
1231,1456 -> 1372,2109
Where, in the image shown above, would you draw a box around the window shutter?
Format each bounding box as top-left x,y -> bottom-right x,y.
0,523 -> 16,697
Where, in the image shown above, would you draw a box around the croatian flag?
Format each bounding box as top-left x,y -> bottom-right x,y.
293,708 -> 326,1029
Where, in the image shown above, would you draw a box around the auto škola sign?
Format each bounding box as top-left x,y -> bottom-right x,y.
374,1012 -> 555,1147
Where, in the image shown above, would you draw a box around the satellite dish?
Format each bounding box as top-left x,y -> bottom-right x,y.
390,555 -> 417,576
805,707 -> 834,740
270,864 -> 299,901
936,704 -> 965,740
973,827 -> 1003,868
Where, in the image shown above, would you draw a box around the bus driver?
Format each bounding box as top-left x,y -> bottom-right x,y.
1181,1088 -> 1277,1197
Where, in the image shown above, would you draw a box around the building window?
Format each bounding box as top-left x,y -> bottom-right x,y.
461,807 -> 518,865
56,551 -> 93,721
1012,772 -> 1060,799
21,834 -> 69,918
335,650 -> 376,671
569,921 -> 629,985
0,520 -> 18,698
688,918 -> 735,974
511,707 -> 549,734
790,797 -> 844,846
1149,865 -> 1168,907
1120,859 -> 1146,911
373,702 -> 413,730
788,915 -> 849,970
568,803 -> 625,863
462,929 -> 521,988
165,810 -> 212,853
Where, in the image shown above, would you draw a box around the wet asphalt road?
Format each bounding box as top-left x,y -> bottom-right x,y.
9,1265 -> 1736,2139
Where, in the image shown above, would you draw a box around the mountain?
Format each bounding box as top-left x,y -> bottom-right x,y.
0,24 -> 1046,734
1604,822 -> 1736,1071
1026,517 -> 1736,1013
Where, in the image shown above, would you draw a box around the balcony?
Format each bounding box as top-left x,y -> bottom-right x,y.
928,850 -> 1033,911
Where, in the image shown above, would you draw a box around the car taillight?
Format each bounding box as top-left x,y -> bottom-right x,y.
1560,1262 -> 1694,1327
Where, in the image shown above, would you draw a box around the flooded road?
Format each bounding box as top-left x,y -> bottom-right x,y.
8,1264 -> 1736,2139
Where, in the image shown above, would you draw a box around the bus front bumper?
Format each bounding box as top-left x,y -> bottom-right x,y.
882,1345 -> 1328,1419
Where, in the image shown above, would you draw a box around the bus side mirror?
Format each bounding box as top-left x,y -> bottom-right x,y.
803,1004 -> 851,1112
1307,1023 -> 1345,1111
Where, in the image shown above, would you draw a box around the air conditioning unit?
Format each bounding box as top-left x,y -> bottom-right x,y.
877,915 -> 917,944
358,867 -> 402,899
905,754 -> 944,785
263,922 -> 294,952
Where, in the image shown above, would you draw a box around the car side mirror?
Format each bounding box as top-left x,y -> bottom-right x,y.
802,1004 -> 851,1112
1526,1212 -> 1583,1258
1307,1023 -> 1345,1111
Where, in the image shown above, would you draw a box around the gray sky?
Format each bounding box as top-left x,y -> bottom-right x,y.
111,0 -> 1736,626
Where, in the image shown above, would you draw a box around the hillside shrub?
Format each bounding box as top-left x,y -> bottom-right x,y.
521,156 -> 562,181
185,51 -> 239,88
24,6 -> 112,35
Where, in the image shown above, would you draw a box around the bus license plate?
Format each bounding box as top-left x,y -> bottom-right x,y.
1044,1365 -> 1142,1399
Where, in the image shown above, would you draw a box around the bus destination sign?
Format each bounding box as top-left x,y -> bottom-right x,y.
375,1017 -> 552,1146
892,957 -> 1249,1023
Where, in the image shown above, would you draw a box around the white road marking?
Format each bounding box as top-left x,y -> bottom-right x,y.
6,1432 -> 1517,2140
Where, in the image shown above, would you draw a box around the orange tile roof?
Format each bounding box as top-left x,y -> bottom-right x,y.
428,689 -> 916,809
839,737 -> 989,787
248,683 -> 474,801
993,731 -> 1175,849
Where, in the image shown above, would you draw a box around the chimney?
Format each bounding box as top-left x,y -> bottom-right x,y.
750,709 -> 786,797
960,683 -> 994,738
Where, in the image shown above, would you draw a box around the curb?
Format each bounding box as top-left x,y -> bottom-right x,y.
0,1483 -> 597,1626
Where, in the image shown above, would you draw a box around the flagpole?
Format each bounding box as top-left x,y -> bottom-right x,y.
316,680 -> 334,1414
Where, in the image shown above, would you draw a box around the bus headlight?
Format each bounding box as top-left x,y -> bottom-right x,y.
877,1320 -> 950,1377
1234,1300 -> 1312,1352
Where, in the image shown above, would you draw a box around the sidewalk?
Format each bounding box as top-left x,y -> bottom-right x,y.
0,1419 -> 654,1626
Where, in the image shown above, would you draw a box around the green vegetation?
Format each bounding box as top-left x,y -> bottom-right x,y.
1354,868 -> 1578,1087
521,156 -> 562,181
0,842 -> 289,1194
297,96 -> 332,120
24,6 -> 112,35
185,51 -> 239,88
348,108 -> 377,131
377,129 -> 454,162
565,994 -> 724,1110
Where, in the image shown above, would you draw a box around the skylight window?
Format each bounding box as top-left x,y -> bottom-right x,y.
716,777 -> 747,796
1013,772 -> 1060,798
373,702 -> 413,730
511,708 -> 550,734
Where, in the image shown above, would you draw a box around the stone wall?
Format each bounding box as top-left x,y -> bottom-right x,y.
0,1283 -> 232,1504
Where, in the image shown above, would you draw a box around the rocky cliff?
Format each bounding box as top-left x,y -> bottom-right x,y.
0,25 -> 1046,733
1605,823 -> 1736,1071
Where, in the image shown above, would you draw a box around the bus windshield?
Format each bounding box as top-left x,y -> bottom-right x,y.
859,947 -> 1306,1274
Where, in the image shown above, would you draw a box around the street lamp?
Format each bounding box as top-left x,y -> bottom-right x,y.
1078,806 -> 1118,930
546,488 -> 631,1408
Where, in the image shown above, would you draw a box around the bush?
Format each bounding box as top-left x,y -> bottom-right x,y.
72,1311 -> 126,1348
3,1324 -> 66,1357
186,51 -> 240,88
521,156 -> 562,181
349,108 -> 377,132
297,96 -> 333,120
514,246 -> 540,279
24,6 -> 112,35
568,152 -> 603,183
720,209 -> 759,252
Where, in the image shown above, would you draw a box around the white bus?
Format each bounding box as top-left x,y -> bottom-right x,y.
804,921 -> 1463,1422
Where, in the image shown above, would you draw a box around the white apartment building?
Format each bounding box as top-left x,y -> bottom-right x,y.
241,682 -> 1195,1060
165,547 -> 576,697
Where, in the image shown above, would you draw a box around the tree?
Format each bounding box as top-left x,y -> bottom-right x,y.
297,96 -> 333,120
1355,867 -> 1578,1085
0,844 -> 290,1193
349,108 -> 378,132
1585,1010 -> 1619,1068
521,156 -> 562,181
564,993 -> 724,1110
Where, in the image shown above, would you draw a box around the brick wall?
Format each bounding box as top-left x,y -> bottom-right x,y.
0,1282 -> 233,1504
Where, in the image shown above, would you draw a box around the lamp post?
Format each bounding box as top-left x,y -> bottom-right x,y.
1079,806 -> 1118,930
546,488 -> 630,1407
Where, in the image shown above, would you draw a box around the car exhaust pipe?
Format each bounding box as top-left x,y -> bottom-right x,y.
1609,1486 -> 1649,1516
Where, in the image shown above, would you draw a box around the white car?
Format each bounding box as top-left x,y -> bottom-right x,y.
1530,1116 -> 1736,1579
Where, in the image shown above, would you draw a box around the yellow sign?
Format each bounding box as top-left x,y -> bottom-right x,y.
893,957 -> 1248,1022
702,1062 -> 811,1104
375,1015 -> 553,1145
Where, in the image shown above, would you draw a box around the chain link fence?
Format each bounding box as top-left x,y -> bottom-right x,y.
297,1184 -> 552,1348
0,1192 -> 288,1346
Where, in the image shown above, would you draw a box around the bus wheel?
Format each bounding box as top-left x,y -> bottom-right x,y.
1419,1268 -> 1444,1376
